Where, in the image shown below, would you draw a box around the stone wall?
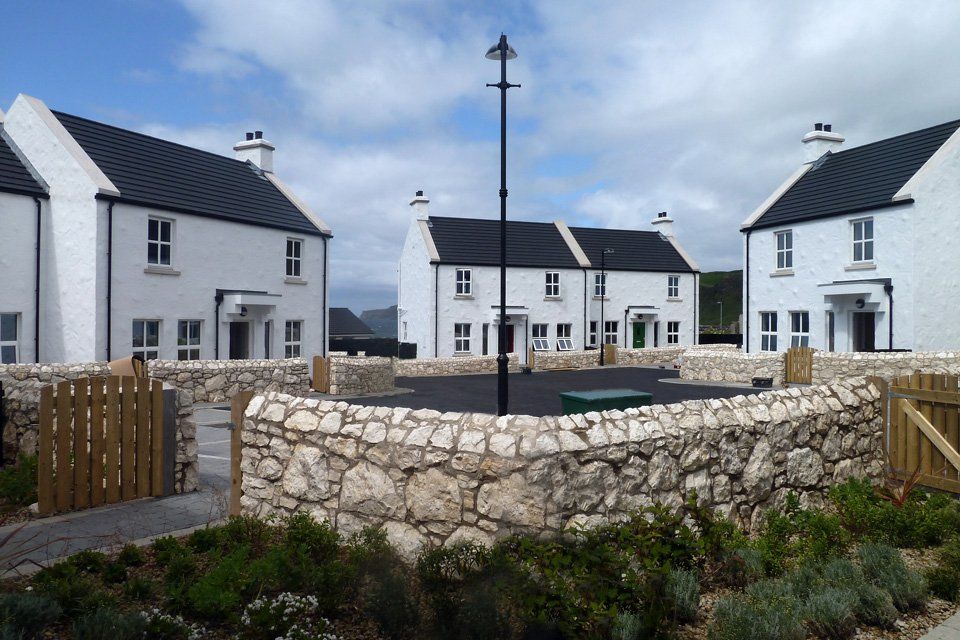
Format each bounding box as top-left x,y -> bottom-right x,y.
328,357 -> 395,396
531,350 -> 599,370
681,350 -> 786,385
619,346 -> 686,366
394,354 -> 520,378
239,378 -> 884,558
173,387 -> 198,493
147,358 -> 310,403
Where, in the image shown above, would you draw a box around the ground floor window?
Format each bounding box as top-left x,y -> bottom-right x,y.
285,320 -> 302,358
532,323 -> 550,351
588,321 -> 598,347
790,311 -> 810,347
666,321 -> 680,345
0,313 -> 19,364
482,323 -> 489,355
133,319 -> 160,360
760,312 -> 777,351
454,323 -> 471,353
556,323 -> 573,351
177,320 -> 201,360
604,321 -> 618,345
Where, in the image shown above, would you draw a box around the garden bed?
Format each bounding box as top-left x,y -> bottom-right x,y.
1,478 -> 959,639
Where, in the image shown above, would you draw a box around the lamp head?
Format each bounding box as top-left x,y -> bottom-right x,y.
603,248 -> 615,254
486,37 -> 518,61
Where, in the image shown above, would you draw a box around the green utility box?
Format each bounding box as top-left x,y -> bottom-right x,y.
559,389 -> 653,415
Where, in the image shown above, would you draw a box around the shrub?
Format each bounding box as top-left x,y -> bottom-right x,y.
925,536 -> 960,601
239,592 -> 331,640
152,536 -> 187,565
245,544 -> 349,615
0,454 -> 38,506
784,564 -> 822,600
163,551 -> 198,585
215,515 -> 275,555
0,592 -> 61,638
123,576 -> 157,602
32,563 -> 114,616
745,578 -> 795,601
720,548 -> 764,587
821,558 -> 862,587
283,513 -> 339,561
852,582 -> 898,629
858,543 -> 928,611
611,612 -> 644,640
101,562 -> 127,585
802,587 -> 857,640
68,550 -> 107,574
665,569 -> 699,624
709,593 -> 805,640
186,527 -> 220,554
185,546 -> 250,621
115,544 -> 145,568
364,566 -> 420,640
753,494 -> 850,573
140,608 -> 208,639
72,608 -> 146,640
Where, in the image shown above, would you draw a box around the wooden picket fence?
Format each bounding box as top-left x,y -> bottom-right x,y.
38,376 -> 166,515
785,346 -> 814,384
884,372 -> 960,493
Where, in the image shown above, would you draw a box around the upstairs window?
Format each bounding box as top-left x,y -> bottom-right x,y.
594,273 -> 607,297
285,320 -> 302,358
556,323 -> 573,351
455,268 -> 472,296
177,320 -> 201,360
667,321 -> 680,345
776,230 -> 793,269
147,217 -> 172,266
667,275 -> 680,299
760,312 -> 777,352
603,320 -> 618,345
0,313 -> 19,364
545,272 -> 560,297
532,323 -> 550,351
454,323 -> 471,353
790,311 -> 810,347
286,238 -> 303,278
133,319 -> 160,360
852,218 -> 874,262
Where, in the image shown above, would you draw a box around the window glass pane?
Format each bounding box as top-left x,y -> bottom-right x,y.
864,242 -> 873,261
853,223 -> 862,241
148,219 -> 158,241
864,219 -> 873,238
148,243 -> 158,264
160,221 -> 171,242
146,321 -> 159,347
132,321 -> 144,348
0,315 -> 16,342
854,244 -> 863,262
1,345 -> 15,364
159,244 -> 171,265
178,322 -> 187,345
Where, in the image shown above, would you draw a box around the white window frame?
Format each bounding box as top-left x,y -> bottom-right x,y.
851,218 -> 874,263
545,271 -> 561,298
132,319 -> 160,360
532,323 -> 550,351
776,230 -> 793,270
760,312 -> 778,352
454,323 -> 471,353
556,323 -> 573,351
594,273 -> 607,298
667,275 -> 680,299
588,321 -> 598,347
177,320 -> 202,360
790,311 -> 810,347
285,320 -> 303,358
0,313 -> 20,364
603,320 -> 618,345
147,217 -> 173,266
455,268 -> 472,297
666,321 -> 680,345
286,238 -> 303,278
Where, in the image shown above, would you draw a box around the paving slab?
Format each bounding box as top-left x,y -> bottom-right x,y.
919,610 -> 960,640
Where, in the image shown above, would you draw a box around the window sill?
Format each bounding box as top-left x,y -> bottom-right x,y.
666,297 -> 683,302
544,296 -> 563,301
845,262 -> 876,271
454,295 -> 474,300
769,269 -> 794,277
453,351 -> 472,357
144,265 -> 180,276
592,296 -> 609,301
285,277 -> 308,285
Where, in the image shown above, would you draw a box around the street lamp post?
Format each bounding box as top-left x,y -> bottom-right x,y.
717,300 -> 724,329
599,248 -> 614,366
486,34 -> 520,417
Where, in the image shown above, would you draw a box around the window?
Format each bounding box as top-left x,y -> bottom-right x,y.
132,320 -> 160,360
147,217 -> 172,266
667,275 -> 680,299
0,313 -> 19,364
177,320 -> 201,360
532,323 -> 550,351
455,268 -> 472,296
556,323 -> 573,351
284,320 -> 302,358
454,323 -> 471,353
264,321 -> 272,359
545,272 -> 560,297
594,273 -> 607,297
589,321 -> 598,347
604,321 -> 618,345
852,218 -> 874,262
667,321 -> 680,345
286,238 -> 303,278
790,311 -> 810,347
481,323 -> 488,355
776,230 -> 793,269
760,312 -> 778,352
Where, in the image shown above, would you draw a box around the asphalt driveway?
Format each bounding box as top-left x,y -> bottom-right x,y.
356,366 -> 749,416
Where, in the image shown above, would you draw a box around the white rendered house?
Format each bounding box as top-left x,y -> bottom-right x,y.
398,192 -> 700,364
742,119 -> 960,353
0,94 -> 331,364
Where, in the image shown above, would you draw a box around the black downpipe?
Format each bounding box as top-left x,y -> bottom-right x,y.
884,282 -> 894,349
322,236 -> 329,356
33,197 -> 41,363
744,230 -> 751,353
623,309 -> 628,347
106,202 -> 114,361
214,290 -> 223,359
582,269 -> 588,347
434,264 -> 439,357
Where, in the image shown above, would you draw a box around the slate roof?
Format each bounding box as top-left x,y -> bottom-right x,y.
569,226 -> 695,273
427,217 -> 582,268
329,308 -> 375,337
0,135 -> 45,197
53,111 -> 327,236
748,118 -> 960,230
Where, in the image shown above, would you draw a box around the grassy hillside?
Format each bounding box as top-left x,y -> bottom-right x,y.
699,270 -> 742,329
360,305 -> 398,338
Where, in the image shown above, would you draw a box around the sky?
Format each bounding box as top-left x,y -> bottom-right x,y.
4,1 -> 960,314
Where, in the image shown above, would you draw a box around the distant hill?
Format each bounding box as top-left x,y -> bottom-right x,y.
360,305 -> 398,338
699,270 -> 742,329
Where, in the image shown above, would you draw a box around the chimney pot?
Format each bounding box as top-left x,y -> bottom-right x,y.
824,124 -> 832,132
254,130 -> 263,139
658,211 -> 667,218
815,123 -> 823,131
245,132 -> 254,141
416,190 -> 424,197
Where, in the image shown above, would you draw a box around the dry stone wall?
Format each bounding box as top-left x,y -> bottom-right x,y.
681,350 -> 786,385
328,357 -> 395,395
239,378 -> 883,559
394,354 -> 520,377
532,350 -> 599,370
147,358 -> 310,403
619,346 -> 686,365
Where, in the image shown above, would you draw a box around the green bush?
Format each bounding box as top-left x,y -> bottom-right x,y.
364,565 -> 420,640
784,564 -> 822,600
665,569 -> 699,624
32,563 -> 114,616
611,612 -> 644,640
115,544 -> 145,568
185,546 -> 250,621
122,576 -> 156,602
186,527 -> 220,553
283,512 -> 339,562
720,548 -> 764,587
101,562 -> 127,585
0,592 -> 61,638
72,608 -> 145,640
802,587 -> 857,640
852,582 -> 898,629
0,454 -> 38,506
821,558 -> 862,587
68,550 -> 107,574
858,543 -> 928,611
753,494 -> 850,573
925,536 -> 960,601
214,515 -> 275,555
151,536 -> 187,565
239,592 -> 329,640
709,593 -> 806,640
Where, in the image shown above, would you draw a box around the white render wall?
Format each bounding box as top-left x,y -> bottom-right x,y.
397,220 -> 435,357
0,192 -> 42,363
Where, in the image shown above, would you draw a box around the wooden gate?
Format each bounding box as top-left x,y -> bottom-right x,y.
885,373 -> 960,493
785,347 -> 813,384
312,355 -> 329,393
38,376 -> 170,515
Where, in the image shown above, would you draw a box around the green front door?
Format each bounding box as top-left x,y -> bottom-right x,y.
632,322 -> 645,348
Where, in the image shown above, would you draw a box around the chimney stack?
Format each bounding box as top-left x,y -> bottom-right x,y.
802,122 -> 844,162
651,211 -> 674,237
234,131 -> 275,172
410,190 -> 430,221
